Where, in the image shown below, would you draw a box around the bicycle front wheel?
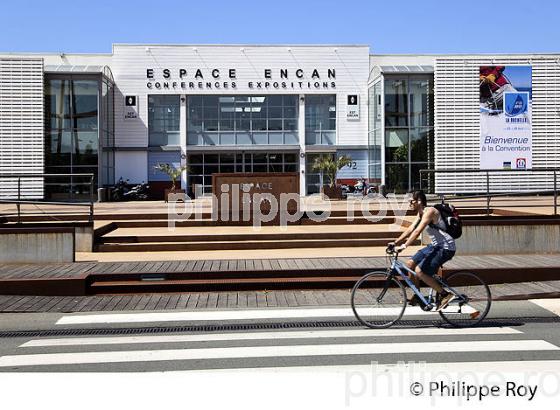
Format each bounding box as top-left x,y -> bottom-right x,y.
351,271 -> 407,329
439,271 -> 492,327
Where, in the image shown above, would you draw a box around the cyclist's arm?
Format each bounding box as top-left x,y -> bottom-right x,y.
394,216 -> 420,245
402,209 -> 435,247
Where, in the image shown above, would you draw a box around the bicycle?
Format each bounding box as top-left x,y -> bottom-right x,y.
351,244 -> 492,328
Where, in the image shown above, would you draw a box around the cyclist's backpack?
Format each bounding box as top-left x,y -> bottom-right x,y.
432,203 -> 462,239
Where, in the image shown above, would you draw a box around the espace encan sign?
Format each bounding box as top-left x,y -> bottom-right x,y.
124,96 -> 139,120
346,94 -> 359,120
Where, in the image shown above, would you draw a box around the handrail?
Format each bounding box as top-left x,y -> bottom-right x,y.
0,173 -> 96,178
419,168 -> 558,217
0,173 -> 95,223
419,168 -> 560,173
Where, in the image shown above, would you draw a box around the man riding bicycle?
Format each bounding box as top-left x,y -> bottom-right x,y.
390,190 -> 455,311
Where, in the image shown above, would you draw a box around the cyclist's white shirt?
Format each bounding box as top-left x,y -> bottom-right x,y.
425,209 -> 456,251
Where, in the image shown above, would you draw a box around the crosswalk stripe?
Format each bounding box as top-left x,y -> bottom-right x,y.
55,306 -> 476,325
1,340 -> 556,367
163,360 -> 560,374
20,326 -> 521,348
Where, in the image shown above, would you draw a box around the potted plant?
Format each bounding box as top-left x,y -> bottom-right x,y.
154,163 -> 189,201
311,154 -> 352,200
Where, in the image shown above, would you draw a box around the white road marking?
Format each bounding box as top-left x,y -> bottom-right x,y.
20,326 -> 521,348
55,305 -> 475,325
166,360 -> 560,374
530,298 -> 560,316
1,340 -> 556,367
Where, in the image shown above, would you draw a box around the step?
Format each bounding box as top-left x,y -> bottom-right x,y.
88,275 -> 363,293
100,216 -> 398,228
98,230 -> 404,244
95,238 -> 419,252
87,267 -> 378,283
1,207 -> 497,224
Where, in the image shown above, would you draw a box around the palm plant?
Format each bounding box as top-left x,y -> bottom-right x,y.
154,163 -> 189,191
311,155 -> 352,188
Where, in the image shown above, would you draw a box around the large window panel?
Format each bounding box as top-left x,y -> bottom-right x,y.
305,95 -> 336,145
73,130 -> 99,166
45,75 -> 101,199
72,80 -> 99,130
410,128 -> 433,163
187,95 -> 299,145
385,163 -> 409,194
46,79 -> 72,130
148,95 -> 180,146
385,129 -> 409,163
410,163 -> 431,192
384,78 -> 408,127
382,73 -> 434,192
409,78 -> 433,127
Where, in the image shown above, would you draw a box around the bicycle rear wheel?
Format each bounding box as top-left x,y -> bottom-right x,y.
438,271 -> 492,327
351,271 -> 407,329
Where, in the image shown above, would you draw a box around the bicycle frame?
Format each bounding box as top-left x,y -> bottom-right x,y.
387,253 -> 466,309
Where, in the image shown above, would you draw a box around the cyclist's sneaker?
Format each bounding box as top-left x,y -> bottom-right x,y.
436,291 -> 455,311
407,295 -> 422,306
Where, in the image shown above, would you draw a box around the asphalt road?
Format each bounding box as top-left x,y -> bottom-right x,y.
0,299 -> 559,373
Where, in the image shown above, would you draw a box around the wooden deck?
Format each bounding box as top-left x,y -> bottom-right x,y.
0,280 -> 559,313
0,254 -> 560,297
1,254 -> 560,279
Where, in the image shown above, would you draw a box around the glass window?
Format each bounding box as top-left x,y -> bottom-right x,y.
305,95 -> 336,145
381,74 -> 434,192
410,128 -> 433,163
72,80 -> 99,130
149,95 -> 180,146
385,129 -> 409,163
73,130 -> 99,166
45,130 -> 72,166
44,75 -> 101,199
305,153 -> 334,194
385,164 -> 409,194
284,153 -> 297,163
45,79 -> 72,129
187,95 -> 299,146
385,78 -> 408,127
410,163 -> 431,192
409,78 -> 433,127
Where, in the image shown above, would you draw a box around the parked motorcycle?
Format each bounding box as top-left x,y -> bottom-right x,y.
111,178 -> 150,201
111,177 -> 130,201
341,179 -> 376,198
123,181 -> 150,201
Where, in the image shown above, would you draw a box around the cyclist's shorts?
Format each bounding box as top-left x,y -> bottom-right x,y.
411,245 -> 455,276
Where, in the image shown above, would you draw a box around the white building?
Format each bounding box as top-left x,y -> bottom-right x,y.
1,44 -> 559,199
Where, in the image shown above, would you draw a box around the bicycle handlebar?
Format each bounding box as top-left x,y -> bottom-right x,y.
386,244 -> 403,255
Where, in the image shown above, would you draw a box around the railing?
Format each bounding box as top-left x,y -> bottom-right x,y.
0,173 -> 95,223
419,168 -> 559,216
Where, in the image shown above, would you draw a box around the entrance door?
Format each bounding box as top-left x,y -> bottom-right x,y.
187,152 -> 298,195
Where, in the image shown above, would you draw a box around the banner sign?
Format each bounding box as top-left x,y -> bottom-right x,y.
479,66 -> 532,169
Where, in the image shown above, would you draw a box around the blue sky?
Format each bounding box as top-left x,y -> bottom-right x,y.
2,0 -> 559,54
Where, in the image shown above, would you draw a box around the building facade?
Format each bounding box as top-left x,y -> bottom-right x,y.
1,45 -> 560,199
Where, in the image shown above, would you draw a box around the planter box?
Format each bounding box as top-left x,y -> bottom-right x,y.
164,188 -> 186,202
321,185 -> 343,200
